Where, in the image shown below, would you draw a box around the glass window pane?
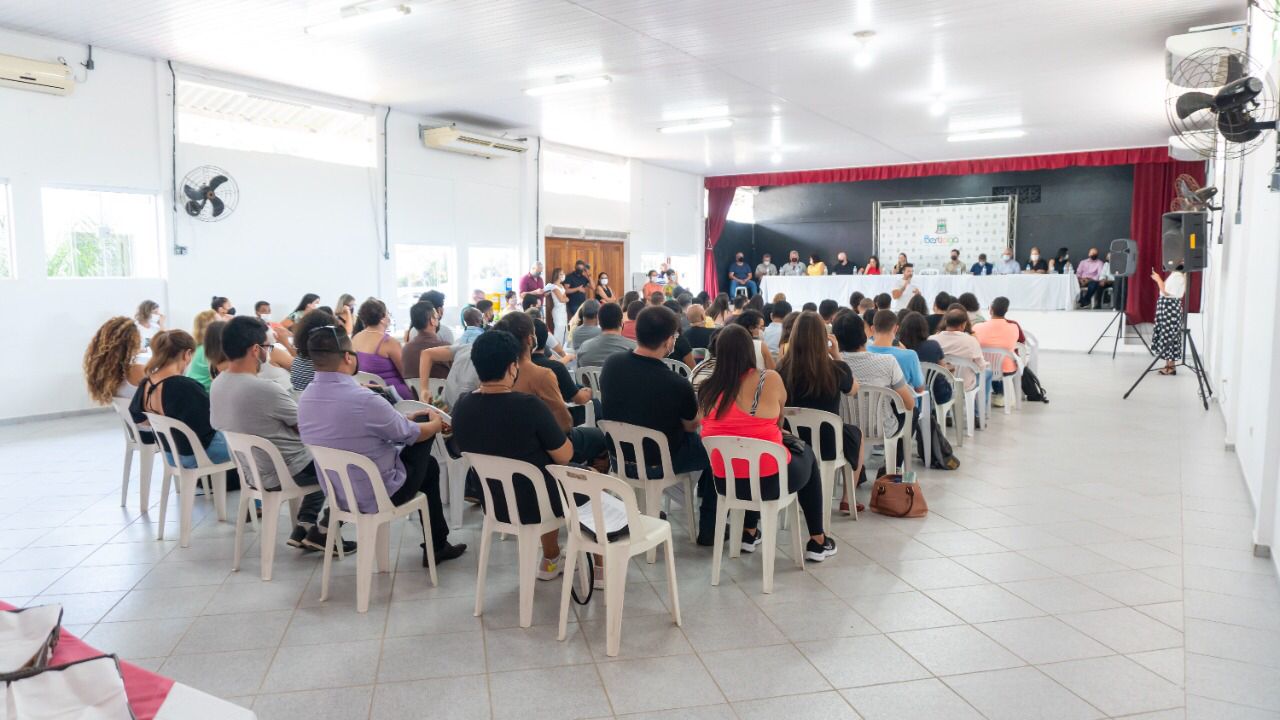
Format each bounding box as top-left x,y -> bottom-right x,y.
467,247 -> 519,298
42,188 -> 160,279
394,244 -> 455,319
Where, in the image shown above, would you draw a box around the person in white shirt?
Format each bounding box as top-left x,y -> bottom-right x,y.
779,251 -> 807,276
755,253 -> 778,278
762,300 -> 791,354
891,264 -> 921,310
1151,265 -> 1187,376
995,250 -> 1021,274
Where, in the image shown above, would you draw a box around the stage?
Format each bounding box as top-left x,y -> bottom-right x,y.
760,274 -> 1079,312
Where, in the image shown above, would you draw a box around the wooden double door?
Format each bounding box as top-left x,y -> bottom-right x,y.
544,237 -> 625,301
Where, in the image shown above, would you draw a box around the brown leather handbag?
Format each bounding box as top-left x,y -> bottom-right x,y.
868,475 -> 929,518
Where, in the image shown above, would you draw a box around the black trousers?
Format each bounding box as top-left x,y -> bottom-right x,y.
396,441 -> 450,549
716,445 -> 825,537
291,463 -> 327,526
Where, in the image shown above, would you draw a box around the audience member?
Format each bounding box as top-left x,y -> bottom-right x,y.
621,300 -> 643,340
934,309 -> 988,394
352,298 -> 412,400
897,312 -> 951,405
970,253 -> 994,275
458,307 -> 486,345
452,330 -> 574,580
833,310 -> 915,460
404,301 -> 448,380
867,310 -> 925,392
801,302 -> 818,313
256,326 -> 295,391
298,325 -> 464,564
763,300 -> 791,353
698,324 -> 836,561
186,310 -> 218,390
905,294 -> 928,317
282,294 -> 321,330
848,291 -> 865,310
570,299 -> 602,350
419,290 -> 454,344
682,305 -> 716,350
778,311 -> 802,355
85,317 -> 146,404
958,292 -> 986,325
874,293 -> 892,311
576,302 -> 636,368
190,320 -> 228,391
335,293 -> 357,335
134,300 -> 164,350
212,295 -> 235,322
732,309 -> 775,370
532,319 -> 595,426
290,308 -> 335,392
131,330 -> 235,473
973,297 -> 1019,406
818,299 -> 839,325
776,312 -> 864,513
927,292 -> 952,334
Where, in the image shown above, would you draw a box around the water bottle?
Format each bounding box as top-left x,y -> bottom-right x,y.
504,277 -> 513,292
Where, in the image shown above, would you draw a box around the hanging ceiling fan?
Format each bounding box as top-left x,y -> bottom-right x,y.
180,166 -> 239,221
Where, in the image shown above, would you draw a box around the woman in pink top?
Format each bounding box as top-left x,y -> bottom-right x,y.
698,325 -> 836,562
352,298 -> 414,400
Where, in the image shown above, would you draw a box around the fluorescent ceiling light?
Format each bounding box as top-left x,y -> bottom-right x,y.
524,75 -> 612,96
852,30 -> 876,69
947,129 -> 1026,142
658,118 -> 734,134
770,151 -> 783,165
306,3 -> 411,36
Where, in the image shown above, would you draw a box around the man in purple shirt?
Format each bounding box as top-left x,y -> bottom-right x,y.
298,325 -> 466,565
518,262 -> 545,306
1075,247 -> 1105,308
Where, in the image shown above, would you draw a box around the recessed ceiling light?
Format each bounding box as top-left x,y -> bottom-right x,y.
947,128 -> 1026,142
524,75 -> 612,96
770,152 -> 783,165
852,30 -> 877,69
305,3 -> 411,36
658,118 -> 734,134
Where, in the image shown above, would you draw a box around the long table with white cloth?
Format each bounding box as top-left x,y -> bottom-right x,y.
759,274 -> 1078,312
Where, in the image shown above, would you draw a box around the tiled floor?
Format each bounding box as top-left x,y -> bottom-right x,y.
2,351 -> 1279,719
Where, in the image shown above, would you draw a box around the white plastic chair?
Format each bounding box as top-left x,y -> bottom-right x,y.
567,400 -> 597,429
145,414 -> 235,548
548,465 -> 681,657
598,420 -> 699,559
945,355 -> 987,435
465,452 -> 565,628
307,444 -> 438,613
702,436 -> 805,594
575,366 -> 603,400
395,400 -> 468,529
662,358 -> 692,378
426,378 -> 447,404
920,362 -> 961,447
224,431 -> 310,581
981,347 -> 1025,414
354,371 -> 403,402
783,407 -> 854,527
111,398 -> 157,512
1022,330 -> 1040,376
841,385 -> 910,476
404,377 -> 421,399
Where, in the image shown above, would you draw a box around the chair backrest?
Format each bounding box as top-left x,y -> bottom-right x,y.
306,444 -> 396,516
662,358 -> 692,378
575,366 -> 603,396
405,377 -> 422,398
1021,331 -> 1040,375
463,452 -> 561,529
920,362 -> 957,401
354,371 -> 386,387
981,346 -> 1024,375
394,400 -> 430,415
222,430 -> 303,494
110,398 -> 145,447
701,436 -> 789,505
547,465 -> 644,555
144,412 -> 217,470
840,385 -> 906,440
426,378 -> 447,404
782,407 -> 842,464
690,347 -> 709,364
597,420 -> 678,481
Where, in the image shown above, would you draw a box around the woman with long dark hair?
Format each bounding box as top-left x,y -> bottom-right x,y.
776,312 -> 864,513
282,293 -> 321,330
862,255 -> 881,275
697,325 -> 836,561
594,271 -> 615,303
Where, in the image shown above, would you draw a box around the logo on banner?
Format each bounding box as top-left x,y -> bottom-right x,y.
923,234 -> 960,245
936,218 -> 947,233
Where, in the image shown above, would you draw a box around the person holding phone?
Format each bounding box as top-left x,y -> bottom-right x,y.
1150,265 -> 1186,375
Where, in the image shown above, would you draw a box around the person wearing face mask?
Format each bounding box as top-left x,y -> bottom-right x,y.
1049,247 -> 1073,275
299,325 -> 466,566
563,260 -> 591,318
1024,246 -> 1049,274
995,249 -> 1020,274
727,253 -> 757,297
643,269 -> 665,299
211,296 -> 235,321
944,249 -> 966,275
134,300 -> 165,351
519,261 -> 546,306
1075,247 -> 1106,308
594,272 -> 615,303
351,298 -> 413,401
832,251 -> 856,275
780,251 -> 807,276
282,294 -> 321,330
756,253 -> 778,279
210,316 -> 346,553
969,253 -> 994,276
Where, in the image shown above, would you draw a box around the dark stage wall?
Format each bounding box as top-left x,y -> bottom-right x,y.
714,165 -> 1133,281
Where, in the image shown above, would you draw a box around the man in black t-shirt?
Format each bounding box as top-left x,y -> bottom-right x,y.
601,306 -> 718,544
563,260 -> 591,319
532,319 -> 597,426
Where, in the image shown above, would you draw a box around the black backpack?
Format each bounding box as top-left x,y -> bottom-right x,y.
1021,367 -> 1049,403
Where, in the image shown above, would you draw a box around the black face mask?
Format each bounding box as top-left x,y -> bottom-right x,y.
1088,253 -> 1098,259
227,307 -> 236,316
736,256 -> 744,262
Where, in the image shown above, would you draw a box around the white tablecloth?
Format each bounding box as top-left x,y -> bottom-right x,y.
759,274 -> 1078,312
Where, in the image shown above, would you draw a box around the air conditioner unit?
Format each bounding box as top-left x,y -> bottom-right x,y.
1165,22 -> 1247,85
420,125 -> 527,159
0,53 -> 73,96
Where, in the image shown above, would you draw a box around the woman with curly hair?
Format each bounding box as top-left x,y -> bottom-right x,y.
84,317 -> 146,405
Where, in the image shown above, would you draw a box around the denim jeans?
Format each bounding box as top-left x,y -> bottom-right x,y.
175,430 -> 230,468
729,279 -> 758,298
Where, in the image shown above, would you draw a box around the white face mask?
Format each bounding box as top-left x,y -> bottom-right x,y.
600,278 -> 609,286
259,313 -> 272,322
1002,254 -> 1011,261
1031,254 -> 1040,261
149,313 -> 161,324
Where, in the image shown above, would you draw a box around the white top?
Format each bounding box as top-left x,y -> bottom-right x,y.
136,320 -> 160,350
1163,271 -> 1186,299
893,283 -> 919,310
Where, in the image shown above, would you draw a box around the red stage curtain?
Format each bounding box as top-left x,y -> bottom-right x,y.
703,186 -> 735,297
704,147 -> 1174,190
1126,161 -> 1205,324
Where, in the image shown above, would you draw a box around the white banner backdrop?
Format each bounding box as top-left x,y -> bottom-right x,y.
876,198 -> 1013,272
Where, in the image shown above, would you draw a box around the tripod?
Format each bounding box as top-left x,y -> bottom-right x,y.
1087,276 -> 1151,358
1123,293 -> 1212,410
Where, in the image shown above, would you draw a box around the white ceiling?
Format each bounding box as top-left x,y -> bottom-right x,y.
0,0 -> 1244,176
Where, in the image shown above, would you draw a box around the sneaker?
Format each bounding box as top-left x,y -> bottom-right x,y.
805,537 -> 838,562
992,395 -> 1006,408
741,530 -> 763,553
537,554 -> 564,581
302,525 -> 357,556
287,523 -> 312,548
422,542 -> 467,566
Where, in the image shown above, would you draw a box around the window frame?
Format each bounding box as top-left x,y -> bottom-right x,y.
393,243 -> 458,316
40,184 -> 164,280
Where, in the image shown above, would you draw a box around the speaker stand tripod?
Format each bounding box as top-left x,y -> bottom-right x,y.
1087,276 -> 1151,358
1123,297 -> 1212,410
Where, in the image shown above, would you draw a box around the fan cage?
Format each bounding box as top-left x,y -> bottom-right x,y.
1166,47 -> 1278,160
179,165 -> 239,222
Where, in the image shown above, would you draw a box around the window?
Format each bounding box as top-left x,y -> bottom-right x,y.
468,247 -> 520,297
542,147 -> 630,202
0,183 -> 12,278
639,253 -> 700,293
42,188 -> 161,278
177,80 -> 376,168
394,244 -> 456,318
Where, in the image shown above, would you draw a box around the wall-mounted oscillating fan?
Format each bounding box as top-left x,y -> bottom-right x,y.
1171,174 -> 1221,212
1166,47 -> 1278,161
181,166 -> 238,221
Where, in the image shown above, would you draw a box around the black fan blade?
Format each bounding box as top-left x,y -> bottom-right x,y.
183,184 -> 204,202
206,175 -> 229,192
1176,92 -> 1216,119
209,195 -> 226,217
1225,54 -> 1245,84
1219,112 -> 1263,143
185,199 -> 205,217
